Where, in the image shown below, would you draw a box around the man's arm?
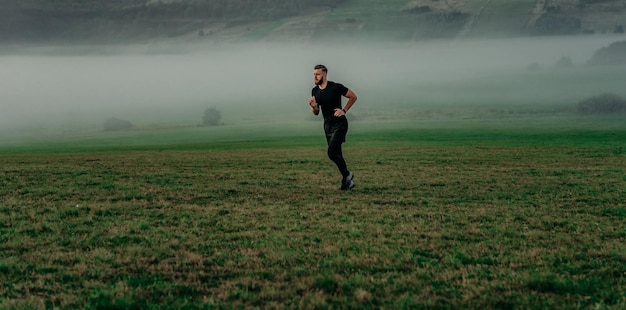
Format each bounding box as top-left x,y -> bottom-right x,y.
334,89 -> 357,117
343,89 -> 357,112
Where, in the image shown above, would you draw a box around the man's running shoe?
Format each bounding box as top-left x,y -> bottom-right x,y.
341,172 -> 355,190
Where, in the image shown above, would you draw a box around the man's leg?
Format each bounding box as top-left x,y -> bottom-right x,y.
327,137 -> 349,178
325,122 -> 354,190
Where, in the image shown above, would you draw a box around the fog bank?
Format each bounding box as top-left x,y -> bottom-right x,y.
1,35 -> 624,141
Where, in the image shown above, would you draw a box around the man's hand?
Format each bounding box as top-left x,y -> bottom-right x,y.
309,96 -> 319,115
334,108 -> 346,117
308,96 -> 318,109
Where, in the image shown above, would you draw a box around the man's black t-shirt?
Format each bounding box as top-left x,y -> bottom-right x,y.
312,81 -> 349,124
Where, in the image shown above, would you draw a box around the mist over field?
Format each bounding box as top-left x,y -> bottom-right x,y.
1,34 -> 625,144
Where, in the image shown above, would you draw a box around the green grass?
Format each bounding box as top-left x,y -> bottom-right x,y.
1,120 -> 626,308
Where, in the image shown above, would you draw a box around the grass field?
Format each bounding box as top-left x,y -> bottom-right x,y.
1,117 -> 625,309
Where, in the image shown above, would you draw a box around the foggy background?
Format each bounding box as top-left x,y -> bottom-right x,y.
1,35 -> 625,143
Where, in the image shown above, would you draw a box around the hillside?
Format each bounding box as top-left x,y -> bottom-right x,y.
1,0 -> 625,44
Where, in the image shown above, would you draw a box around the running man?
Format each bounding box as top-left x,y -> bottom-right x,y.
308,64 -> 358,190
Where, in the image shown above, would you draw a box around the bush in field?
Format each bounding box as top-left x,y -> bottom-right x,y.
588,41 -> 626,66
103,117 -> 133,131
202,107 -> 222,126
577,93 -> 626,114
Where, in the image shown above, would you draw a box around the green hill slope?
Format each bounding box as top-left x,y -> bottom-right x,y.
1,0 -> 625,43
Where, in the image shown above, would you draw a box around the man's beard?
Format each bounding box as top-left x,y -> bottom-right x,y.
315,79 -> 323,85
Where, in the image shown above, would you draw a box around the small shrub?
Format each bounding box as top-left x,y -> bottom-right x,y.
103,117 -> 132,131
202,107 -> 222,126
577,93 -> 626,114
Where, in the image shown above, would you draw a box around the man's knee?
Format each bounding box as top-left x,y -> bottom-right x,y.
328,144 -> 340,159
327,148 -> 335,160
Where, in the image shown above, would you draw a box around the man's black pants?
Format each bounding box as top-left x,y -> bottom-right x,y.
324,119 -> 350,178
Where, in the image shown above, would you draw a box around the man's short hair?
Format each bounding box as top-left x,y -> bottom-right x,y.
314,64 -> 328,73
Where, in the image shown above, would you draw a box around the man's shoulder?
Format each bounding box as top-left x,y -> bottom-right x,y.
328,81 -> 348,94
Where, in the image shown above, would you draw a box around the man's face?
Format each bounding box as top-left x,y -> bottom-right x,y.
313,69 -> 326,86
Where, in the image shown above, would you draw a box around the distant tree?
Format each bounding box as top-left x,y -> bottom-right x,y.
587,41 -> 626,66
577,93 -> 626,114
103,117 -> 133,131
202,107 -> 222,126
